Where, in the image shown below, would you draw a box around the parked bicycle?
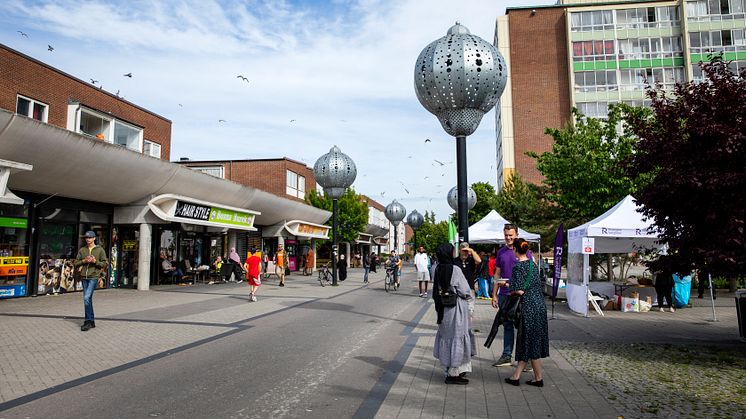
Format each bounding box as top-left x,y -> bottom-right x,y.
317,262 -> 332,287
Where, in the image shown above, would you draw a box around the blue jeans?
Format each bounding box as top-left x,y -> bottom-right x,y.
364,267 -> 369,282
498,294 -> 515,358
82,278 -> 96,322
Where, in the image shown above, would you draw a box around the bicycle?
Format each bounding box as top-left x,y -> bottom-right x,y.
384,266 -> 398,292
317,262 -> 332,287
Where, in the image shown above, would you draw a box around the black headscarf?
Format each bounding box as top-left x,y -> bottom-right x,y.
433,243 -> 454,324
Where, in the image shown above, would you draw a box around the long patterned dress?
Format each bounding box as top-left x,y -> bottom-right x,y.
510,260 -> 549,362
434,268 -> 477,375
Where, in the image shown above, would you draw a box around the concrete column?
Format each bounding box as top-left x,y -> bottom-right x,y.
277,235 -> 285,246
344,242 -> 351,267
138,223 -> 152,291
228,231 -> 237,251
311,240 -> 317,273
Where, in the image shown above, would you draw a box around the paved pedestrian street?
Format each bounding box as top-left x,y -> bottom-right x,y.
0,267 -> 742,418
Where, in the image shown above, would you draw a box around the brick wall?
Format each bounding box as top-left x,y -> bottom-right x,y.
507,8 -> 572,184
0,44 -> 172,160
180,159 -> 316,203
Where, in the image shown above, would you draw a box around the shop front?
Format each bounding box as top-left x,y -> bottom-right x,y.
263,220 -> 329,272
0,159 -> 32,298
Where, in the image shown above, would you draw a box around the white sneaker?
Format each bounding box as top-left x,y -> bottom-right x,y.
237,280 -> 243,284
659,307 -> 664,312
669,307 -> 675,312
251,294 -> 257,302
419,293 -> 424,297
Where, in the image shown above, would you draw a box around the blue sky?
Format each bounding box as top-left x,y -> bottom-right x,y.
1,0 -> 549,221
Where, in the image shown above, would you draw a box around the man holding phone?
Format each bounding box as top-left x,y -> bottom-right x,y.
491,224 -> 532,367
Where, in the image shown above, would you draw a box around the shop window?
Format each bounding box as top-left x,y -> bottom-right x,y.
16,95 -> 48,123
79,109 -> 111,140
0,204 -> 30,299
70,105 -> 143,151
114,121 -> 142,151
143,140 -> 161,159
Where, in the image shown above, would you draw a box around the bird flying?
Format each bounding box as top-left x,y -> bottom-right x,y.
290,119 -> 296,123
236,75 -> 249,82
434,159 -> 444,166
47,45 -> 54,52
17,31 -> 28,38
123,72 -> 132,78
425,138 -> 431,143
90,79 -> 98,84
218,119 -> 226,123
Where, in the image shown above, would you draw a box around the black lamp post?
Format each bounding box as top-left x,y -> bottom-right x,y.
385,200 -> 406,254
415,22 -> 507,243
313,146 -> 356,286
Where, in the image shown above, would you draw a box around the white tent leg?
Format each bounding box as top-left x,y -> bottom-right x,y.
583,253 -> 590,318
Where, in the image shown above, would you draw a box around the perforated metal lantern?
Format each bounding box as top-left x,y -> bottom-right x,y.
385,200 -> 407,227
447,186 -> 476,211
414,22 -> 507,137
313,145 -> 357,199
407,210 -> 424,231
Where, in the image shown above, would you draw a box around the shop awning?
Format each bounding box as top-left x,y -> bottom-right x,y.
373,236 -> 389,245
148,194 -> 259,231
0,159 -> 32,205
263,220 -> 330,239
0,110 -> 331,226
356,233 -> 372,244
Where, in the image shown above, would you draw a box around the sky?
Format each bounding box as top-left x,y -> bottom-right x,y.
1,0 -> 550,221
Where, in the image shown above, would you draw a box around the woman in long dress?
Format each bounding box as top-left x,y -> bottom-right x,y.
433,243 -> 476,385
504,238 -> 549,387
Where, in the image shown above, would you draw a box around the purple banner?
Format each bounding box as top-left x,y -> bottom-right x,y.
552,223 -> 564,299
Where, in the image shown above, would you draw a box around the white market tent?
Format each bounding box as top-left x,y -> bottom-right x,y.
566,195 -> 664,315
469,210 -> 541,244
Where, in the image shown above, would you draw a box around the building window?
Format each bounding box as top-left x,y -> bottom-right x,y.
286,170 -> 305,199
574,70 -> 618,93
570,10 -> 614,32
16,95 -> 48,122
687,0 -> 745,20
190,166 -> 224,178
143,140 -> 161,159
70,105 -> 144,152
615,6 -> 680,29
572,40 -> 615,62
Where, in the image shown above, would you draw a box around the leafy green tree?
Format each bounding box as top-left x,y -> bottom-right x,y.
623,57 -> 746,285
469,182 -> 498,223
306,188 -> 369,243
495,174 -> 559,252
529,104 -> 646,223
415,211 -> 449,254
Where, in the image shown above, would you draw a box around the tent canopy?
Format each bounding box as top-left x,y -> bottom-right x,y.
568,195 -> 662,253
468,210 -> 540,244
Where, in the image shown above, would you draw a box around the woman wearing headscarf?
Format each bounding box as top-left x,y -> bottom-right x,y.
432,243 -> 476,385
337,254 -> 348,281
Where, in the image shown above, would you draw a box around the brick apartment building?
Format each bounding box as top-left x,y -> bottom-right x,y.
176,158 -> 316,203
0,44 -> 172,160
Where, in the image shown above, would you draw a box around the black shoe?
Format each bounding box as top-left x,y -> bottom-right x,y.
445,376 -> 469,385
526,379 -> 544,387
90,321 -> 96,328
279,282 -> 285,287
459,372 -> 468,378
81,321 -> 92,332
504,377 -> 520,386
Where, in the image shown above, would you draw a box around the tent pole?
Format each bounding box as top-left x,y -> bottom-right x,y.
583,253 -> 590,318
706,273 -> 718,322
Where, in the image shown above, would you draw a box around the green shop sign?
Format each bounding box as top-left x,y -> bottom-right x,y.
208,207 -> 255,228
0,217 -> 28,229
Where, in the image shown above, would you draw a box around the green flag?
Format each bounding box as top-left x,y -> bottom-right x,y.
447,219 -> 458,246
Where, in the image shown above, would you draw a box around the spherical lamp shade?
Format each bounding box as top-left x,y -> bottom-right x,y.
407,210 -> 424,230
385,200 -> 407,226
447,186 -> 477,211
313,145 -> 357,199
414,23 -> 507,137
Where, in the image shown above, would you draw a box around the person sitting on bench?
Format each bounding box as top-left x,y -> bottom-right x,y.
162,256 -> 184,281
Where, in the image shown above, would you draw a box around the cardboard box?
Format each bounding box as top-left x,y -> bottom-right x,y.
603,301 -> 617,311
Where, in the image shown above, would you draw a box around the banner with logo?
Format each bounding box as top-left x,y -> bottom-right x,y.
552,223 -> 564,299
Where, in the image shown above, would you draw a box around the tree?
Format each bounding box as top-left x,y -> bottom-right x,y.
623,57 -> 746,285
529,105 -> 646,223
306,188 -> 369,244
469,182 -> 498,223
416,211 -> 449,254
495,174 -> 559,252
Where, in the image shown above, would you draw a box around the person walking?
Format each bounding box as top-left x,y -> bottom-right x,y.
492,224 -> 533,368
389,251 -> 401,289
455,242 -> 481,317
433,243 -> 476,385
337,254 -> 348,282
244,248 -> 262,302
655,268 -> 675,312
74,231 -> 108,332
475,251 -> 492,300
274,245 -> 286,286
228,248 -> 244,283
414,246 -> 431,297
304,249 -> 314,276
370,252 -> 378,273
362,251 -> 370,284
504,238 -> 549,387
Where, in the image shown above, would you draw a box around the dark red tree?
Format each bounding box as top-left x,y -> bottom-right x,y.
624,57 -> 745,281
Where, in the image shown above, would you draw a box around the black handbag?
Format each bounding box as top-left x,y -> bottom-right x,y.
503,262 -> 535,326
439,287 -> 458,307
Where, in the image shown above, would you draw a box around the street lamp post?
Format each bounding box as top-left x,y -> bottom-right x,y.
407,210 -> 424,254
385,200 -> 406,255
415,22 -> 507,243
313,146 -> 356,286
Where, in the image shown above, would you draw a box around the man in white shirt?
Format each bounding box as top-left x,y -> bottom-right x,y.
414,246 -> 431,297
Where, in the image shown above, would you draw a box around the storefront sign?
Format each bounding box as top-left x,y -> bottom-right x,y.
0,285 -> 26,298
582,237 -> 595,254
122,240 -> 139,251
209,207 -> 254,228
0,256 -> 29,265
0,217 -> 27,228
0,265 -> 27,276
175,201 -> 211,221
297,224 -> 328,236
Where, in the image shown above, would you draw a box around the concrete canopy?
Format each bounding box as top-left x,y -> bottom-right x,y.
0,110 -> 330,226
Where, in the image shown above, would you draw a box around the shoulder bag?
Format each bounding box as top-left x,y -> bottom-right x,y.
503,261 -> 535,326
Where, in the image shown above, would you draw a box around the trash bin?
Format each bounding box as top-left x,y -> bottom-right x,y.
737,290 -> 746,342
